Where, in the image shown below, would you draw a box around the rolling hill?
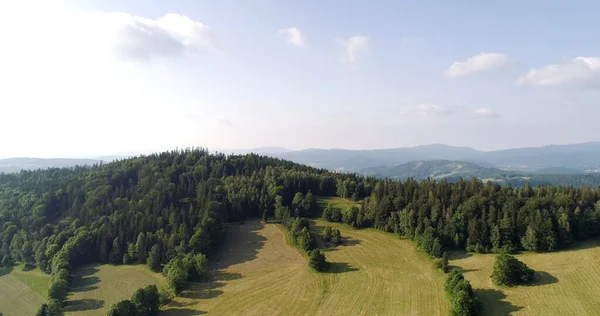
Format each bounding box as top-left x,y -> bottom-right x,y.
270,142 -> 600,172
361,160 -> 521,180
0,158 -> 102,173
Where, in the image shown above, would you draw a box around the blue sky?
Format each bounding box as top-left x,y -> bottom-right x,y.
1,0 -> 599,158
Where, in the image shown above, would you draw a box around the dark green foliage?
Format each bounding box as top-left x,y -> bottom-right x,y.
322,226 -> 333,243
163,257 -> 188,294
182,253 -> 209,282
36,304 -> 49,316
47,299 -> 64,316
491,254 -> 535,286
308,249 -> 327,272
47,278 -> 69,303
416,227 -> 443,258
147,245 -> 161,272
434,251 -> 450,273
321,226 -> 341,246
131,285 -> 160,316
342,206 -> 359,228
287,217 -> 313,251
445,270 -> 480,316
107,300 -> 138,316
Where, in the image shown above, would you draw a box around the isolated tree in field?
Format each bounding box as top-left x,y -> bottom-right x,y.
445,269 -> 480,316
131,285 -> 160,316
491,254 -> 535,286
296,227 -> 312,251
322,226 -> 333,242
331,228 -> 341,245
309,249 -> 327,272
107,300 -> 138,316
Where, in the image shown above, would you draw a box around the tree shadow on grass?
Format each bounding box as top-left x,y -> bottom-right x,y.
325,262 -> 359,274
178,271 -> 241,301
64,299 -> 105,312
70,275 -> 101,292
524,271 -> 558,287
475,289 -> 523,316
163,308 -> 208,315
210,220 -> 267,270
341,236 -> 360,247
0,266 -> 14,276
448,251 -> 473,260
76,265 -> 100,277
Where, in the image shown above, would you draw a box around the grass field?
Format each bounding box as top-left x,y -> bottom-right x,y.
0,265 -> 51,316
163,218 -> 449,315
451,239 -> 600,316
316,196 -> 361,211
65,264 -> 164,315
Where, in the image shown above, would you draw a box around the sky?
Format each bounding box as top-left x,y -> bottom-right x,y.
1,0 -> 600,158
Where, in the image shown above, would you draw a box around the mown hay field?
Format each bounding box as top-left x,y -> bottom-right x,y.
451,239 -> 600,316
163,218 -> 449,315
0,265 -> 51,316
65,264 -> 163,315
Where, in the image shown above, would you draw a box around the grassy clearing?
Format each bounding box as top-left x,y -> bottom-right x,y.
0,265 -> 50,316
164,219 -> 449,316
451,240 -> 600,316
65,264 -> 163,316
317,196 -> 360,210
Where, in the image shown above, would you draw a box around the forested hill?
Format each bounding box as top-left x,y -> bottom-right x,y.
362,160 -> 520,180
361,160 -> 600,187
1,149 -> 600,314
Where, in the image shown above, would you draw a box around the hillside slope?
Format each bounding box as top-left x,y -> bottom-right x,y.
362,160 -> 521,180
164,219 -> 449,315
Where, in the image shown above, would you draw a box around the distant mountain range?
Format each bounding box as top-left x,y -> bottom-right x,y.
268,142 -> 600,173
0,158 -> 103,173
362,160 -> 521,180
361,160 -> 600,187
3,142 -> 600,181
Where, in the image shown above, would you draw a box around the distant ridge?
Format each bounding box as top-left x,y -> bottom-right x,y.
0,158 -> 102,173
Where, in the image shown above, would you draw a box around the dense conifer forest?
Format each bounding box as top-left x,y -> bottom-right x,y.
1,149 -> 600,314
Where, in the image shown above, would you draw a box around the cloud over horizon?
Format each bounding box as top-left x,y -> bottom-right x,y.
402,104 -> 454,116
446,53 -> 510,77
468,107 -> 499,118
516,57 -> 600,86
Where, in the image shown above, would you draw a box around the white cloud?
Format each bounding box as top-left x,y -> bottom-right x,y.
516,57 -> 600,86
4,10 -> 220,61
105,13 -> 219,60
468,108 -> 499,118
278,27 -> 306,47
445,53 -> 510,77
402,104 -> 454,116
341,35 -> 369,67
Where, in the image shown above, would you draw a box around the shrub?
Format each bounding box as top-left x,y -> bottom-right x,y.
308,249 -> 327,272
491,254 -> 535,286
445,269 -> 480,316
107,300 -> 138,316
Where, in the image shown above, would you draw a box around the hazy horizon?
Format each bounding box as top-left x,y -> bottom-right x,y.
3,140 -> 600,160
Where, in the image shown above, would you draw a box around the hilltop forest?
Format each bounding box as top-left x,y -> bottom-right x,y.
1,149 -> 600,314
